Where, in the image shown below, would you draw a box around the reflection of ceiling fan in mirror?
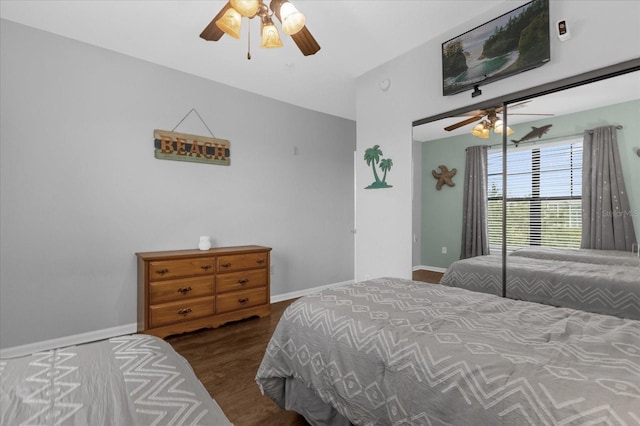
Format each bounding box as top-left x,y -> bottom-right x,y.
200,0 -> 320,59
444,101 -> 554,139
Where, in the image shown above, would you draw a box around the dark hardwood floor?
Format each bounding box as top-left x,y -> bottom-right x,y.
412,269 -> 444,283
167,299 -> 309,426
167,272 -> 442,425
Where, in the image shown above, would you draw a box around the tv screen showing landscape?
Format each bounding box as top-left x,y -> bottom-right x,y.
442,0 -> 550,96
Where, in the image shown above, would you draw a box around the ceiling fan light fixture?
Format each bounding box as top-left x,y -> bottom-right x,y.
261,21 -> 283,48
494,119 -> 514,136
216,7 -> 242,39
230,0 -> 260,17
471,121 -> 490,139
280,2 -> 306,35
202,0 -> 320,57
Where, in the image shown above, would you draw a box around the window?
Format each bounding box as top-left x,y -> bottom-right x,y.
487,139 -> 583,249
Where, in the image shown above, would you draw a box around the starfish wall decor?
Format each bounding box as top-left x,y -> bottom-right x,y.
432,165 -> 456,190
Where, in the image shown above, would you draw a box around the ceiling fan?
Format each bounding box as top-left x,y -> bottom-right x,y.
200,0 -> 320,59
444,102 -> 554,139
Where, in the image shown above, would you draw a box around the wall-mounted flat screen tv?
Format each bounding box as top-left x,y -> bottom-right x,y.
442,0 -> 550,96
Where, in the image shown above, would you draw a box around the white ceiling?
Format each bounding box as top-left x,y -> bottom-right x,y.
0,0 -> 506,120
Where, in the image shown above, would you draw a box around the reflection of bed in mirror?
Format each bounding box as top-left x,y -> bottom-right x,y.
510,246 -> 640,266
435,70 -> 640,322
441,250 -> 640,320
415,67 -> 640,320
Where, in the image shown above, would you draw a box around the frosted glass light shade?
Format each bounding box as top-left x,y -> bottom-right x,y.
216,8 -> 242,39
494,119 -> 514,136
471,122 -> 490,139
230,0 -> 260,17
261,23 -> 283,48
280,2 -> 305,35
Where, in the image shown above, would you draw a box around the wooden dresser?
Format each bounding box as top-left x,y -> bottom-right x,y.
136,245 -> 271,338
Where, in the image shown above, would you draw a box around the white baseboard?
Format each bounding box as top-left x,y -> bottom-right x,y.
270,279 -> 354,303
1,280 -> 355,359
0,323 -> 138,359
413,265 -> 447,273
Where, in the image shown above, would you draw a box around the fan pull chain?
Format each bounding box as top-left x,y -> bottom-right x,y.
247,19 -> 251,60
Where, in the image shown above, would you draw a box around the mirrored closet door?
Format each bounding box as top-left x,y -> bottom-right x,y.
412,62 -> 640,296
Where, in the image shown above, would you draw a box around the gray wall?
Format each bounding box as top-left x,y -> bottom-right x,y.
0,20 -> 355,350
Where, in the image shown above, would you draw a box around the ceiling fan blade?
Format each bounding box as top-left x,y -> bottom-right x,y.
444,115 -> 483,131
200,2 -> 230,41
495,100 -> 531,114
290,26 -> 321,56
270,0 -> 320,56
508,113 -> 555,116
453,108 -> 487,118
508,100 -> 532,109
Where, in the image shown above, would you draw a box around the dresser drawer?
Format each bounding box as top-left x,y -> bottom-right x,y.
149,257 -> 215,280
217,269 -> 267,293
216,288 -> 267,314
149,296 -> 215,328
218,252 -> 267,272
149,276 -> 214,305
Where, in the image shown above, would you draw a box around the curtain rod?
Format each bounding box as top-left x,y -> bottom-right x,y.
486,124 -> 623,149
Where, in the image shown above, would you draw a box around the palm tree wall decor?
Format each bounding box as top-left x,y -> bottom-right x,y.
364,145 -> 393,189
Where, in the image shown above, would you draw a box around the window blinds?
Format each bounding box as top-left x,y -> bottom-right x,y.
487,139 -> 583,249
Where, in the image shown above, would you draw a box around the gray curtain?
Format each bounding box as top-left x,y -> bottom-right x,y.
460,145 -> 490,259
581,125 -> 637,251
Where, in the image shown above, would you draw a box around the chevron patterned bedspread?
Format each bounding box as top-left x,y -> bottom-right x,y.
256,277 -> 640,426
0,334 -> 233,426
510,247 -> 640,267
441,254 -> 640,320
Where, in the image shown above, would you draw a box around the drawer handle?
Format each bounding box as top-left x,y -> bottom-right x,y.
256,259 -> 265,264
177,286 -> 192,295
201,265 -> 212,271
155,268 -> 169,276
178,308 -> 192,316
221,262 -> 231,268
238,278 -> 249,285
238,297 -> 249,304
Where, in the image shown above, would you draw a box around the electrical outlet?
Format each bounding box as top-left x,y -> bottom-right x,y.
270,265 -> 275,274
441,247 -> 447,254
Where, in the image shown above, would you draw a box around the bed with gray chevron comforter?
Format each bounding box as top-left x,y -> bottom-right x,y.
441,254 -> 640,320
256,277 -> 640,426
0,334 -> 233,426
